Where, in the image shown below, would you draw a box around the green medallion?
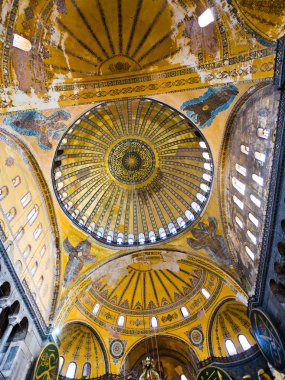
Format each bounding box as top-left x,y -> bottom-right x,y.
197,366 -> 232,380
33,343 -> 59,380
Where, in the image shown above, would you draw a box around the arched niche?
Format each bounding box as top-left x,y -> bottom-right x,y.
0,129 -> 61,322
121,335 -> 199,379
219,83 -> 280,293
208,299 -> 257,358
58,322 -> 109,378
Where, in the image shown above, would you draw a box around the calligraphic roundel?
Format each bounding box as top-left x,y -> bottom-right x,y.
250,308 -> 285,372
33,343 -> 59,380
196,366 -> 232,380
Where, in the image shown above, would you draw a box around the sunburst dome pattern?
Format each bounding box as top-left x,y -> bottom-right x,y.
52,98 -> 213,247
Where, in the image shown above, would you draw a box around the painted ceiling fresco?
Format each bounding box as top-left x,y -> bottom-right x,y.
0,0 -> 284,375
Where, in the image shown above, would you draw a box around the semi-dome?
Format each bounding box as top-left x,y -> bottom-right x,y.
52,98 -> 213,247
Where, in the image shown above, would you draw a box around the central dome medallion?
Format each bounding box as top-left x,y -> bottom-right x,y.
52,98 -> 213,247
108,139 -> 156,185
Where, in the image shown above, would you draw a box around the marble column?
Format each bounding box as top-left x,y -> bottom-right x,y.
0,315 -> 18,354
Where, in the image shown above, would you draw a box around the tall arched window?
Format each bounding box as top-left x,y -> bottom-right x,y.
23,245 -> 31,259
225,339 -> 237,356
27,205 -> 39,225
6,207 -> 17,222
181,306 -> 189,318
15,227 -> 24,241
232,177 -> 245,195
31,261 -> 38,276
0,186 -> 9,201
201,288 -> 210,299
238,334 -> 251,351
66,362 -> 77,378
59,356 -> 64,375
40,245 -> 46,258
82,362 -> 91,377
34,224 -> 42,240
151,316 -> 158,328
15,260 -> 23,275
11,176 -> 21,188
233,195 -> 244,210
117,315 -> 125,327
21,192 -> 31,208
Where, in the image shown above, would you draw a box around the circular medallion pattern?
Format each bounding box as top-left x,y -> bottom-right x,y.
52,98 -> 213,247
108,139 -> 156,184
250,308 -> 285,372
189,328 -> 204,347
110,339 -> 125,359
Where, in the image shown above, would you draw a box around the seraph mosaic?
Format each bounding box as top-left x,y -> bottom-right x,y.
188,216 -> 231,265
63,237 -> 96,287
4,110 -> 71,150
181,86 -> 238,128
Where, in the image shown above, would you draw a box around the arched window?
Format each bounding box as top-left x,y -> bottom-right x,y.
59,356 -> 64,375
203,173 -> 212,182
15,260 -> 23,275
149,231 -> 156,242
196,193 -> 206,202
250,194 -> 261,208
92,303 -> 100,315
40,245 -> 46,258
248,213 -> 259,227
117,232 -> 124,245
257,127 -> 269,139
177,217 -> 186,228
21,192 -> 31,208
252,174 -> 264,186
117,315 -> 125,327
225,339 -> 237,356
235,216 -> 243,229
6,207 -> 17,222
66,362 -> 77,378
233,195 -> 244,210
181,306 -> 189,318
11,176 -> 21,188
128,233 -> 135,244
247,230 -> 257,245
151,316 -> 158,328
82,362 -> 91,377
0,186 -> 9,201
23,245 -> 31,259
15,227 -> 24,241
254,152 -> 266,162
181,375 -> 188,380
241,145 -> 249,155
204,163 -> 211,171
138,232 -> 145,244
238,334 -> 251,351
27,205 -> 39,225
232,177 -> 245,195
191,202 -> 201,212
201,288 -> 210,299
31,261 -> 38,276
245,246 -> 255,260
158,228 -> 167,239
235,164 -> 247,176
37,276 -> 44,290
34,224 -> 42,240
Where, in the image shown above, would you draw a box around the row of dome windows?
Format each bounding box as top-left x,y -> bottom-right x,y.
232,141 -> 269,261
91,288 -> 211,327
225,335 -> 251,356
59,358 -> 91,378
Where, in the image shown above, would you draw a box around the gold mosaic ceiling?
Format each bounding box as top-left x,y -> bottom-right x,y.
10,0 -> 274,85
52,98 -> 213,246
77,250 -> 225,333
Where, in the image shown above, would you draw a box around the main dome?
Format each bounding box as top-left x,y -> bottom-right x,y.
52,98 -> 213,247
